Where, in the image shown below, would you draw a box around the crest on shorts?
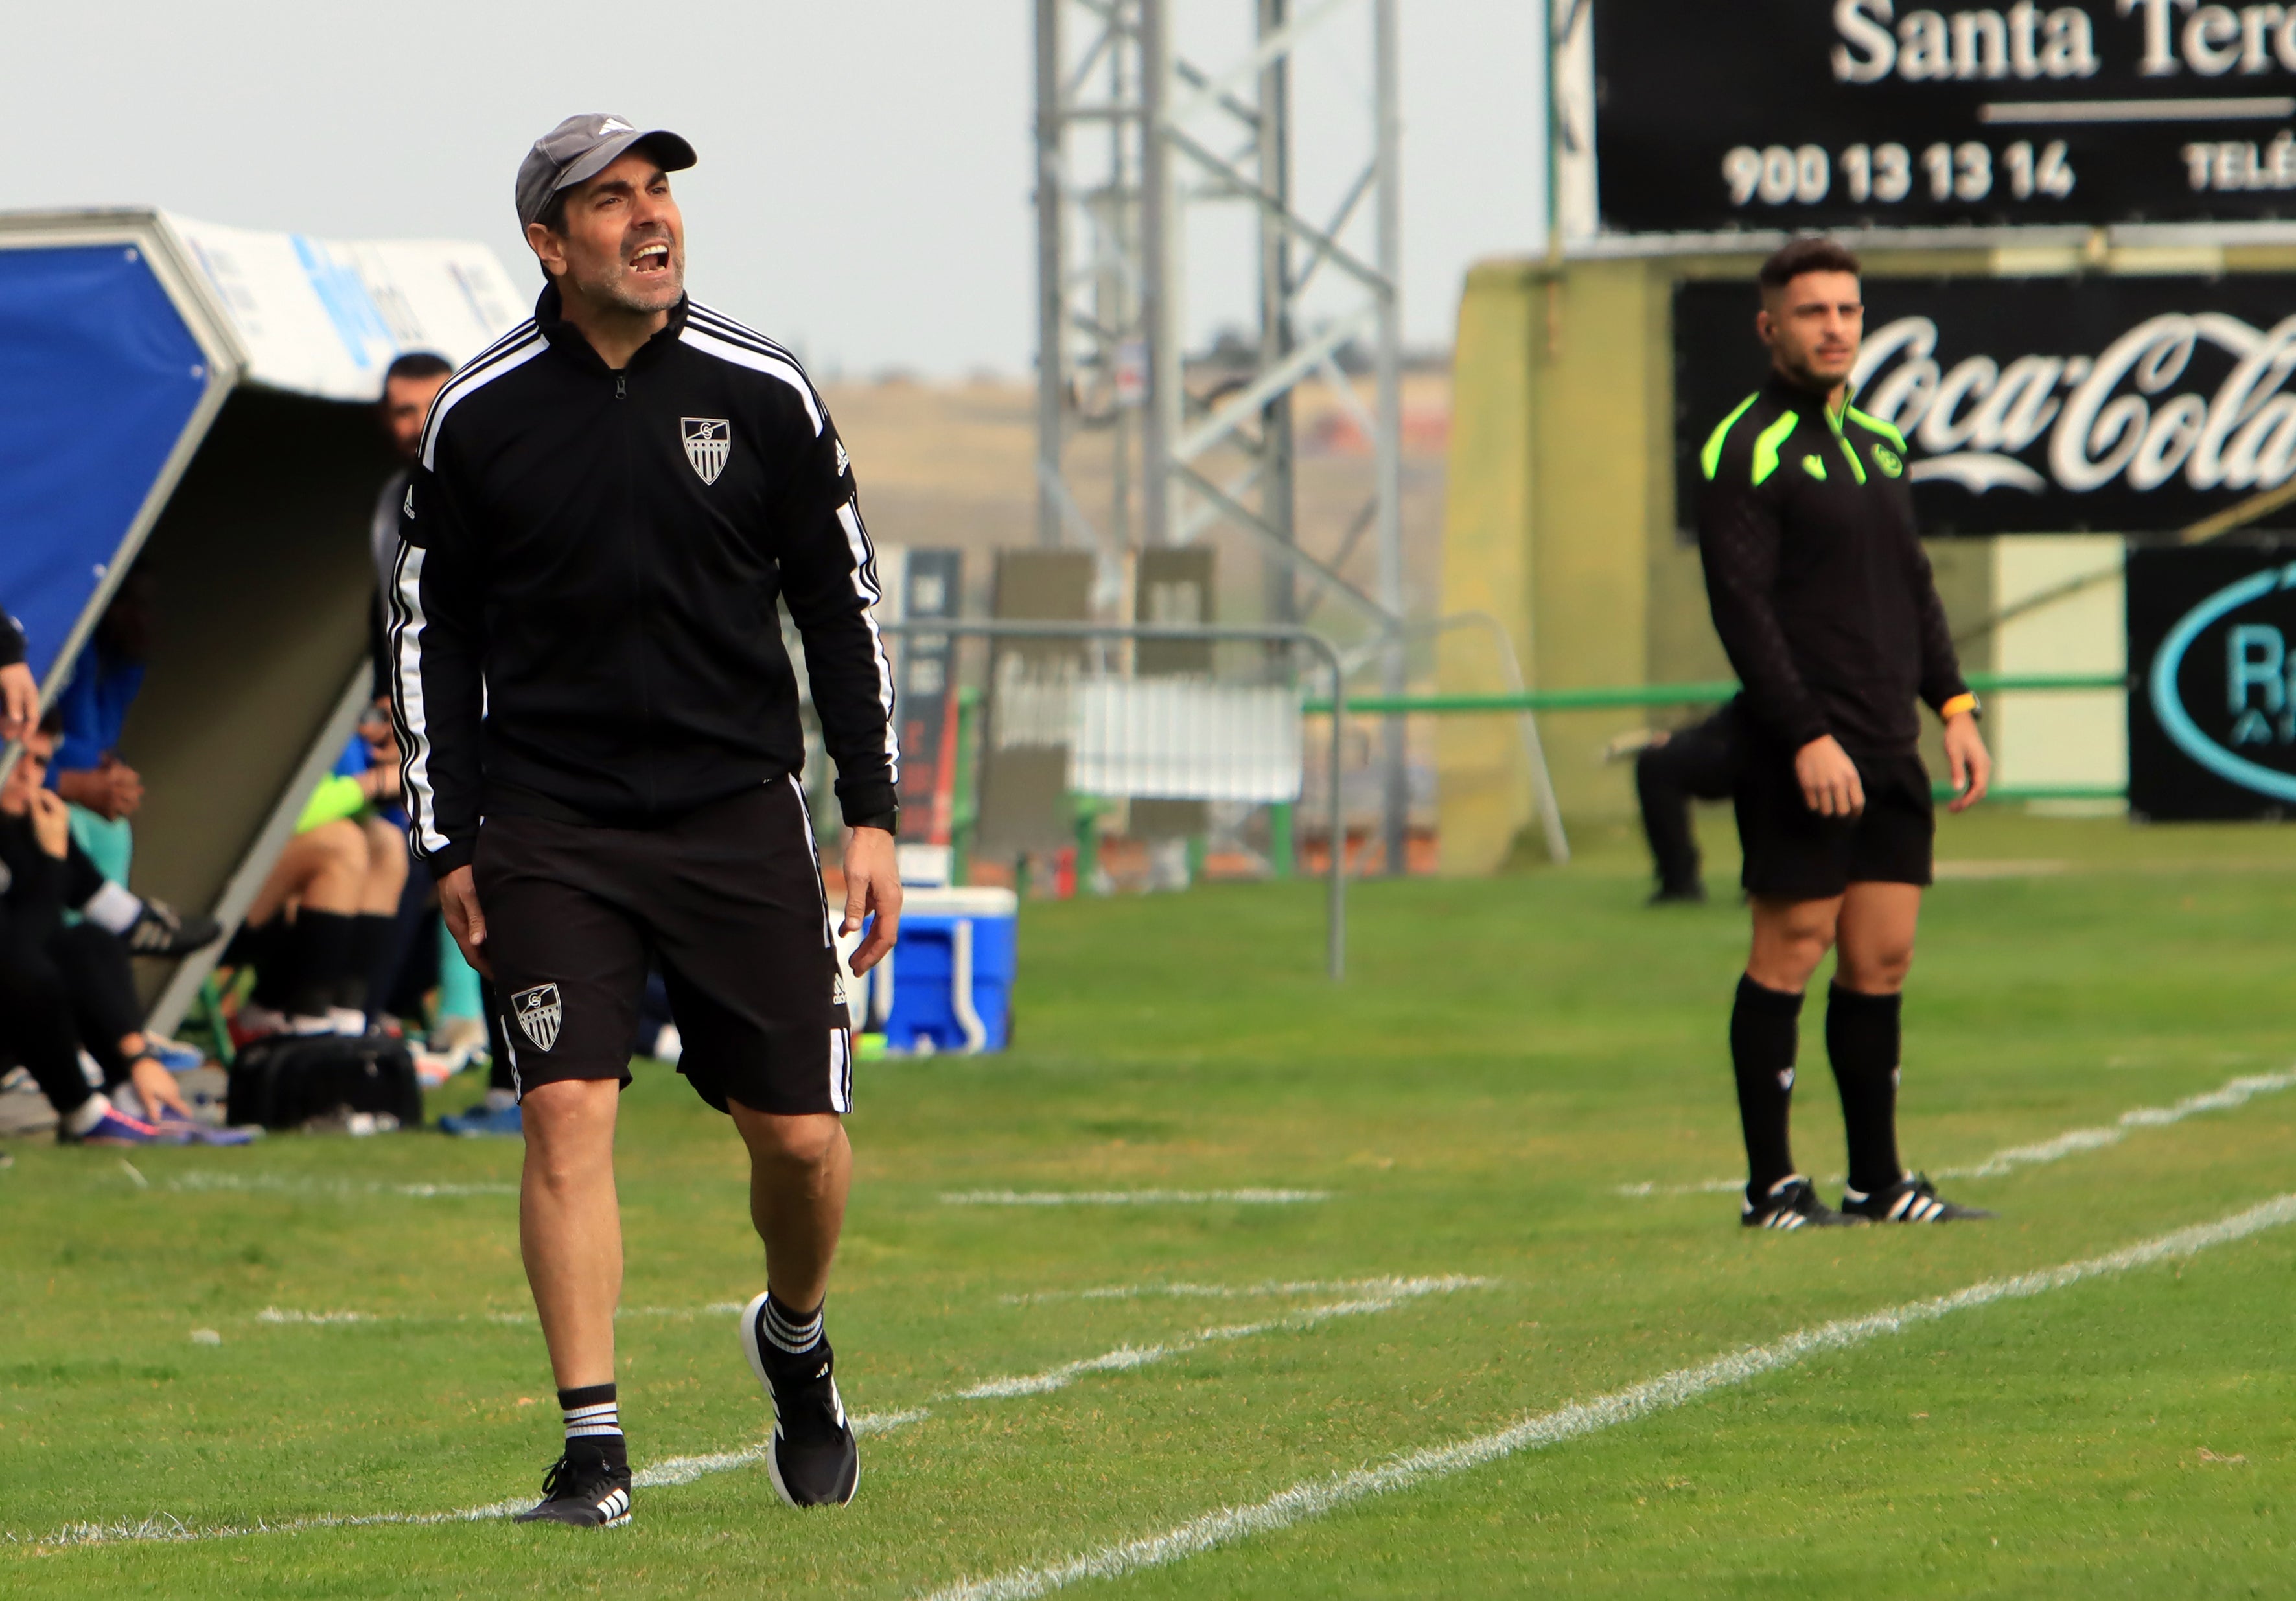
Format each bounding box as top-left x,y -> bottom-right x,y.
512,984 -> 562,1052
682,417 -> 732,485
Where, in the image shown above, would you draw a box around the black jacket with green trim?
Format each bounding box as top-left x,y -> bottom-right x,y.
1695,373 -> 1967,758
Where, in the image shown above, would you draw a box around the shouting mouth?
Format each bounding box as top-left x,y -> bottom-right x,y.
629,240 -> 673,278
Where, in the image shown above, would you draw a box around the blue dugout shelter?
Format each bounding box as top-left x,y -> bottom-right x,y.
0,209 -> 521,1029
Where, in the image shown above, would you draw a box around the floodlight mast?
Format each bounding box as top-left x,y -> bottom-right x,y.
1031,0 -> 1411,874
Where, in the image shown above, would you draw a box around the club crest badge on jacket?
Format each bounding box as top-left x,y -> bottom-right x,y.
682,417 -> 731,485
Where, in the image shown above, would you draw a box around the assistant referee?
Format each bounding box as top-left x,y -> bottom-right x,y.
1696,238 -> 1991,1231
391,113 -> 900,1525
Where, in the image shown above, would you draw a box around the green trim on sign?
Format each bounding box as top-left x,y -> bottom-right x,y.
1846,406 -> 1907,452
1750,412 -> 1798,486
1700,393 -> 1760,481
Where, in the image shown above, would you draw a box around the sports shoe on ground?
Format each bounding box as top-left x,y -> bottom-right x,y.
154,1103 -> 259,1146
437,1102 -> 523,1138
1841,1172 -> 1994,1223
1741,1174 -> 1859,1229
124,898 -> 224,958
1647,881 -> 1706,906
512,1446 -> 631,1528
58,1105 -> 163,1147
740,1290 -> 860,1508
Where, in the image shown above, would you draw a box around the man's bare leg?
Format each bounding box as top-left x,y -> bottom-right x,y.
726,1103 -> 860,1506
1746,892 -> 1841,995
727,1107 -> 850,1311
1833,881 -> 1920,994
244,819 -> 368,925
519,1078 -> 623,1389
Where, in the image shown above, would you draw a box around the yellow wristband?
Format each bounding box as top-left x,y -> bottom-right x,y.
1940,692 -> 1978,722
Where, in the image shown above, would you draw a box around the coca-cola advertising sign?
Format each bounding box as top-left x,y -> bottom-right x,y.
2128,543 -> 2296,818
1595,0 -> 2296,232
1674,274 -> 2296,535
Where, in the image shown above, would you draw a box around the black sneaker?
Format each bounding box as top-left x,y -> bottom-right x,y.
125,898 -> 223,958
1841,1172 -> 1993,1223
740,1291 -> 859,1508
1741,1175 -> 1859,1230
512,1445 -> 632,1528
1647,881 -> 1707,906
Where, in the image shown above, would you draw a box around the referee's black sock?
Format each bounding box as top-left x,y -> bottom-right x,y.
1827,985 -> 1905,1197
559,1381 -> 627,1468
1730,974 -> 1803,1196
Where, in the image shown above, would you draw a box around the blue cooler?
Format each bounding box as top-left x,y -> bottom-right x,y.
875,887 -> 1018,1054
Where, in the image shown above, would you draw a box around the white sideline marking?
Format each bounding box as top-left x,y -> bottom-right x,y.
167,1172 -> 515,1199
636,1410 -> 932,1488
1004,1275 -> 1483,1306
1616,1068 -> 2296,1199
919,1193 -> 2296,1601
944,1189 -> 1327,1206
255,1302 -> 749,1330
958,1278 -> 1488,1400
24,1411 -> 927,1547
25,1280 -> 1482,1548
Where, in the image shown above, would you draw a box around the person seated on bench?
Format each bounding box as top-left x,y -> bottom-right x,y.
0,715 -> 242,1145
226,725 -> 407,1037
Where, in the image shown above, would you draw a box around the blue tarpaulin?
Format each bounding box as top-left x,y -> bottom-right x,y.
0,244 -> 209,684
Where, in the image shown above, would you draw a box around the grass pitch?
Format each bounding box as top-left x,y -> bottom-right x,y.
7,809 -> 2296,1596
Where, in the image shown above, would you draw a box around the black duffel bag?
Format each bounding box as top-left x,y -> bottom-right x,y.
226,1031 -> 423,1131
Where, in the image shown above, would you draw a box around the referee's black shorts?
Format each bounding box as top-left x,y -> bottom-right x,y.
1734,744 -> 1934,902
472,776 -> 853,1116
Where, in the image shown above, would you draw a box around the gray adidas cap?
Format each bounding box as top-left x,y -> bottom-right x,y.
515,113 -> 697,230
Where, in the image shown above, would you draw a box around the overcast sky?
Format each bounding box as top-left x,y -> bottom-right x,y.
5,2 -> 1544,376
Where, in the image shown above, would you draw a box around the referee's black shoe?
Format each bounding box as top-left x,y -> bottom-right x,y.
513,1442 -> 632,1527
740,1293 -> 860,1508
1842,1172 -> 1993,1223
1741,1175 -> 1859,1230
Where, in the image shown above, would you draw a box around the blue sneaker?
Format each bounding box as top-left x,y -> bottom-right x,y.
59,1105 -> 163,1146
154,1104 -> 260,1146
437,1102 -> 523,1138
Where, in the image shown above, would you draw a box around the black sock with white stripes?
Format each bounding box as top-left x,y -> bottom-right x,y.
758,1291 -> 829,1380
1827,985 -> 1905,1197
1730,974 -> 1803,1198
559,1382 -> 627,1468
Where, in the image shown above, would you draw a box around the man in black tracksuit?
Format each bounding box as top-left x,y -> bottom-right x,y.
1696,238 -> 1992,1231
390,115 -> 899,1525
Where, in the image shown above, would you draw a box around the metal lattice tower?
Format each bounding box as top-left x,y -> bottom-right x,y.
1033,0 -> 1409,873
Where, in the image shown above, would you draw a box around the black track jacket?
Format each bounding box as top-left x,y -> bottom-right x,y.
389,288 -> 897,880
1696,374 -> 1967,757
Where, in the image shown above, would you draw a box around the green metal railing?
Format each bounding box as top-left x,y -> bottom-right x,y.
1304,671 -> 2135,805
1302,671 -> 2127,716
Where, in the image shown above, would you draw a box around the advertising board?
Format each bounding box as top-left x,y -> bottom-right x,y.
2128,542 -> 2296,818
1675,273 -> 2296,535
1595,0 -> 2296,233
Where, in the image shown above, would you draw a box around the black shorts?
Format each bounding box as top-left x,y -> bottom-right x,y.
472,776 -> 852,1115
1734,747 -> 1934,901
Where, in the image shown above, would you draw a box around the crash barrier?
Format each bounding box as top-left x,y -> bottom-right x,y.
1309,671 -> 2133,805
877,619 -> 1352,982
